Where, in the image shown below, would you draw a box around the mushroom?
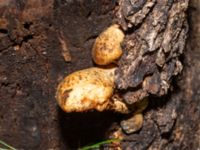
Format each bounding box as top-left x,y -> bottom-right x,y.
56,23 -> 148,134
92,24 -> 125,65
120,97 -> 149,134
120,113 -> 143,134
56,67 -> 129,113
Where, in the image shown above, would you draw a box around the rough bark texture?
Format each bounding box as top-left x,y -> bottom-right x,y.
0,0 -> 199,150
115,0 -> 188,105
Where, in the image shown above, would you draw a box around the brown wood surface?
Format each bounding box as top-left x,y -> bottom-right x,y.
0,0 -> 199,150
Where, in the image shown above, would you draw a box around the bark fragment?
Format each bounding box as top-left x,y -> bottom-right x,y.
115,0 -> 189,105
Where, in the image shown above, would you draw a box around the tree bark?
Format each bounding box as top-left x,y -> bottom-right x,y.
0,0 -> 199,150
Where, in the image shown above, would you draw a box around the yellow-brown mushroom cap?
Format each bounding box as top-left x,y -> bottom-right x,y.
92,24 -> 125,65
56,67 -> 116,112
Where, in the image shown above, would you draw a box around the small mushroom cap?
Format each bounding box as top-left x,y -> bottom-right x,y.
56,67 -> 116,112
120,113 -> 143,134
92,24 -> 125,65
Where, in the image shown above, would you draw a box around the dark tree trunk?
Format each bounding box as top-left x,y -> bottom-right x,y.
0,0 -> 199,150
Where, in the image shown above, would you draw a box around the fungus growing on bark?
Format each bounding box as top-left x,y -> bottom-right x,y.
92,24 -> 125,65
56,67 -> 129,113
55,24 -> 148,134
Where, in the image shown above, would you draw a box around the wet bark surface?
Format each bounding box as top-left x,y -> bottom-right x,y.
0,0 -> 199,150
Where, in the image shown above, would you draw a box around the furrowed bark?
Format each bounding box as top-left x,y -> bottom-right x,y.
1,0 -> 199,150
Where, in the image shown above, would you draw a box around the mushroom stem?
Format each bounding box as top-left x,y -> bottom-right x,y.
109,94 -> 130,114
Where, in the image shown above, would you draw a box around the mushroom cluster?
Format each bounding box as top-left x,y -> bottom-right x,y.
55,24 -> 148,134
